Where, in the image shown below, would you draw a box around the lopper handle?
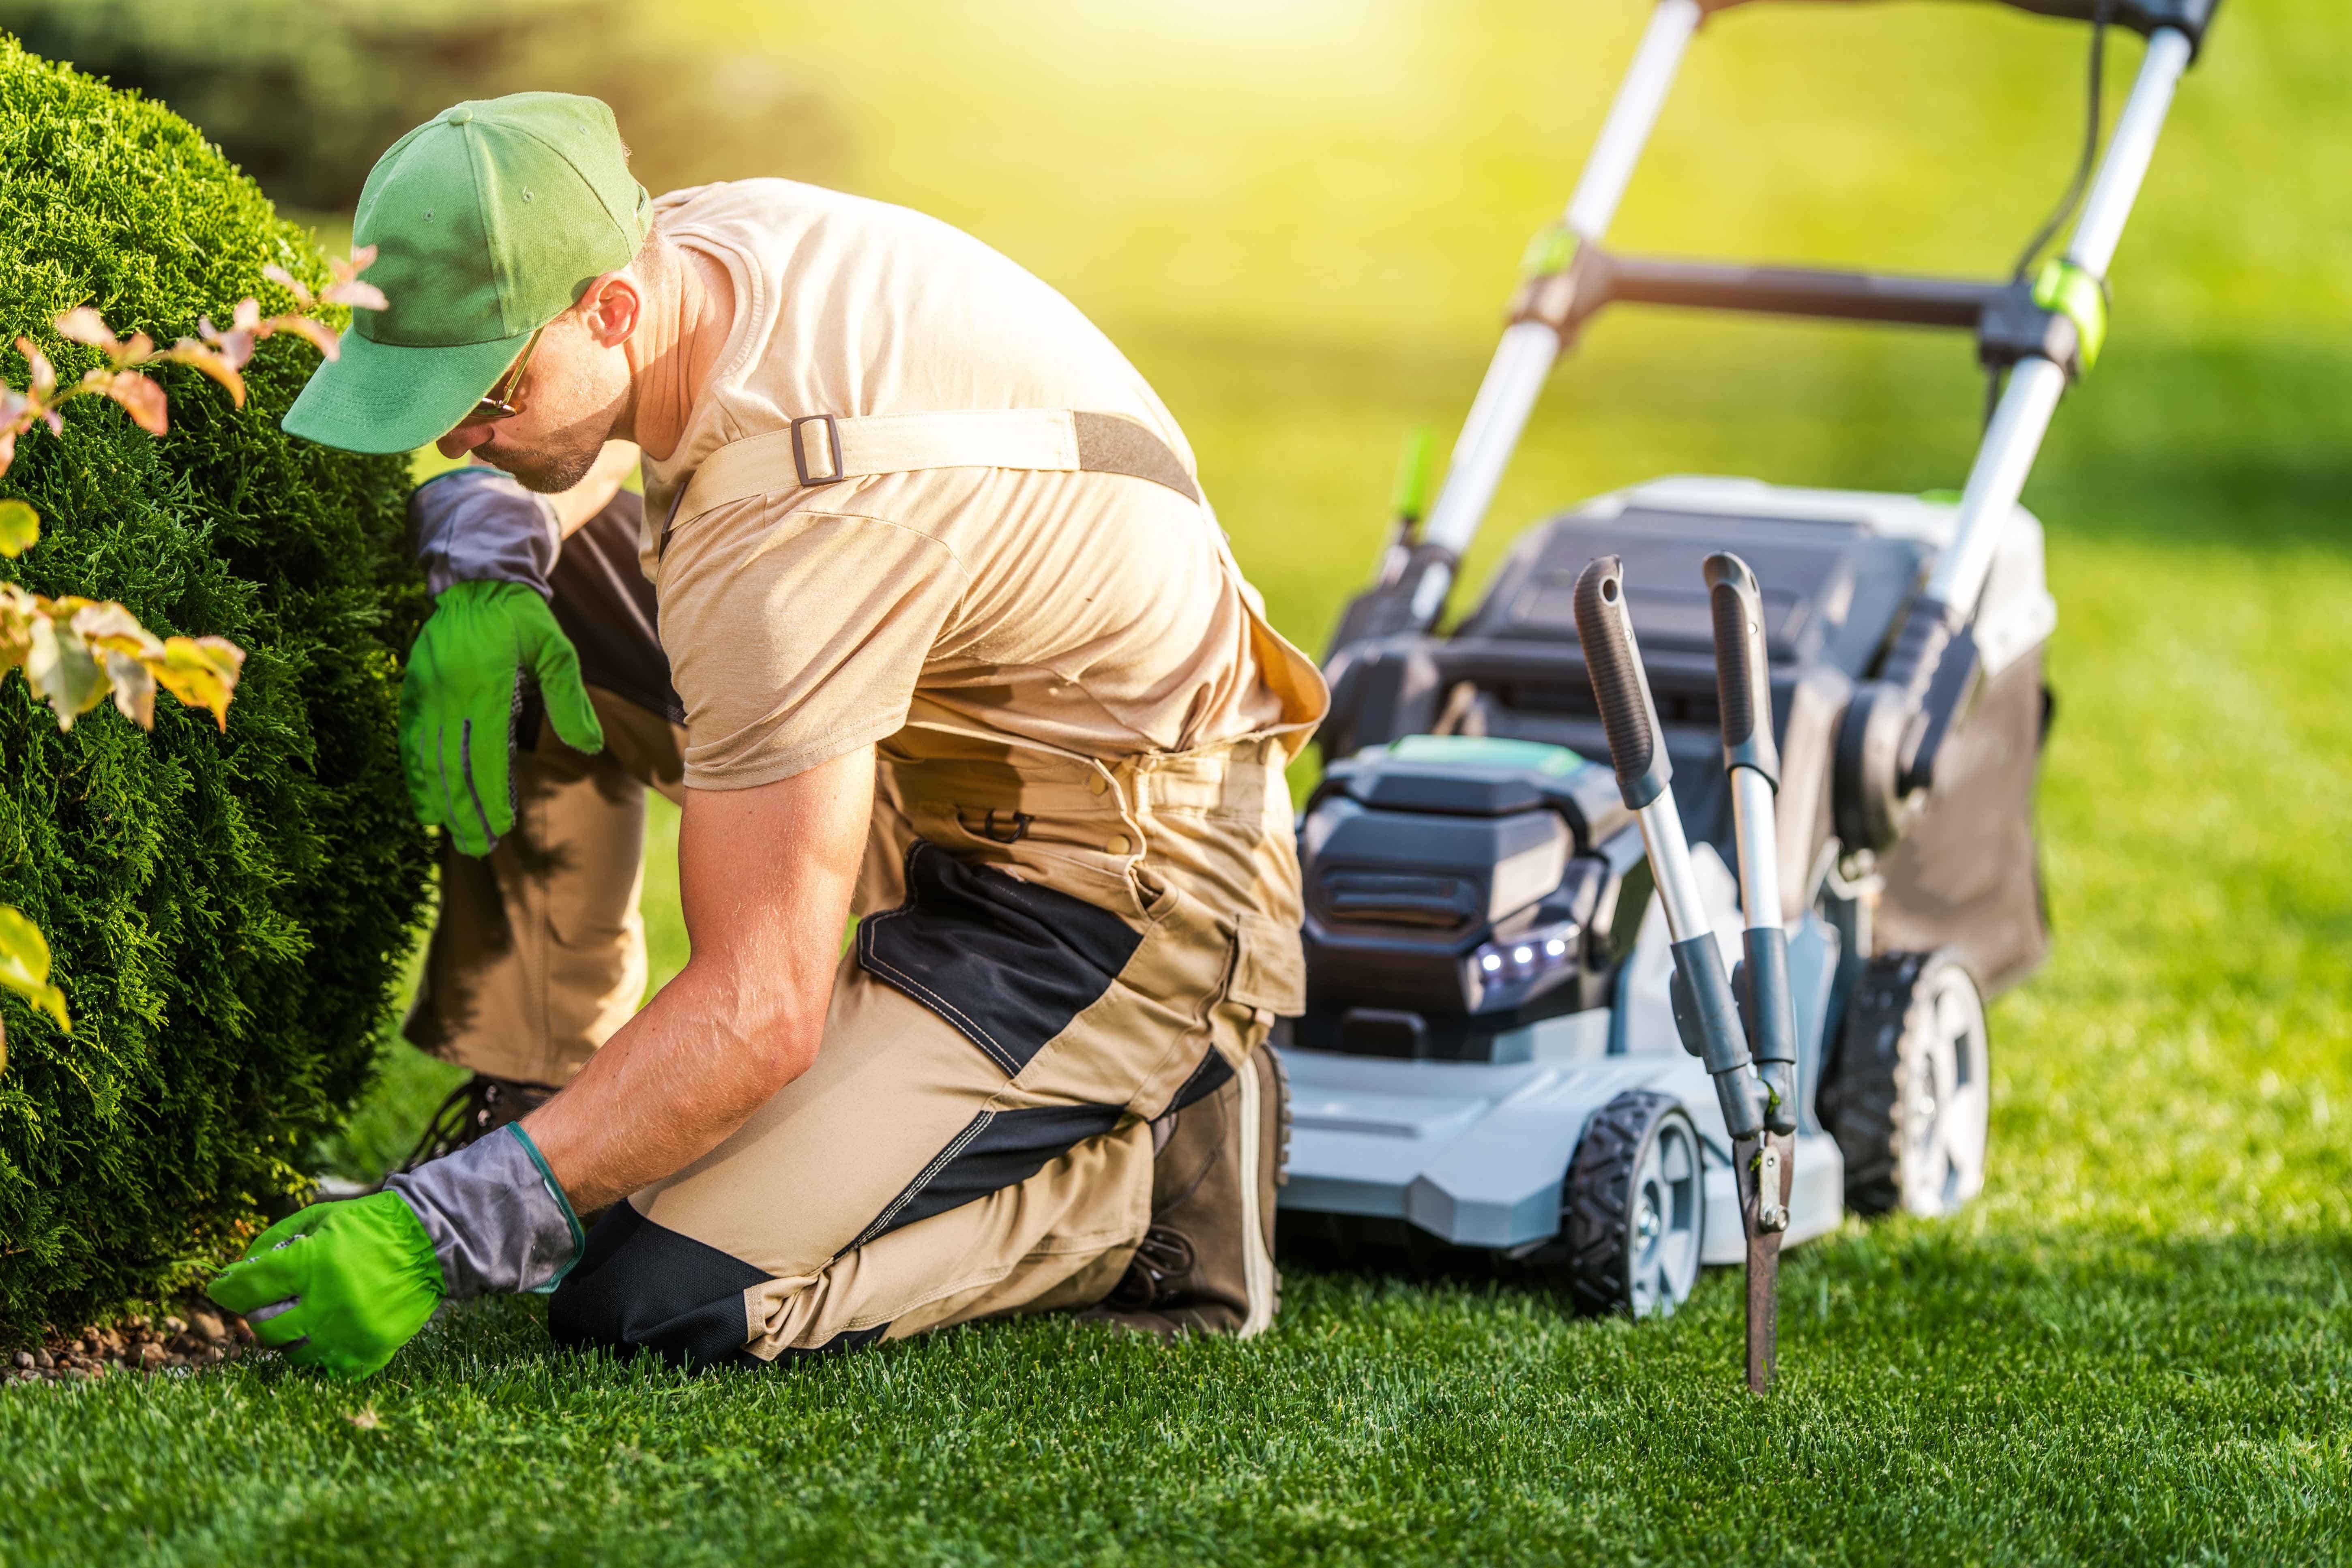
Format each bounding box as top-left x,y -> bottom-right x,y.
1572,556 -> 1672,810
1704,552 -> 1779,786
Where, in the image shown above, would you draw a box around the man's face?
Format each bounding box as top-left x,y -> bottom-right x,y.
434,306 -> 630,492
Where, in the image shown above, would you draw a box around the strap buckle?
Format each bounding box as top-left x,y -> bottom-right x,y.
958,807 -> 1032,844
790,414 -> 845,486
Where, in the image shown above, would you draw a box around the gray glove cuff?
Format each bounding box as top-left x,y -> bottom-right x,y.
411,467 -> 561,599
385,1124 -> 584,1300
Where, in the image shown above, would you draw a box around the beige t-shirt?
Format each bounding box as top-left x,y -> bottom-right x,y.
637,180 -> 1319,791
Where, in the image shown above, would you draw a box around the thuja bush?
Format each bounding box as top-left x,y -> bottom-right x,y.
0,40 -> 431,1342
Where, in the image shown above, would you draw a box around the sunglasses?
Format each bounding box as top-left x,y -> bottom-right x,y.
464,325 -> 546,425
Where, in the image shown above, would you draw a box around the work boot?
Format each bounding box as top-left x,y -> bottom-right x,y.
393,1073 -> 557,1175
1082,1042 -> 1288,1341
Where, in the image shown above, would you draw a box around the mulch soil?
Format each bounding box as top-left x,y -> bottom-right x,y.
7,1302 -> 256,1384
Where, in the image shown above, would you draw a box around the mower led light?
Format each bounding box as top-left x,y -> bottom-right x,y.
1464,920 -> 1582,1010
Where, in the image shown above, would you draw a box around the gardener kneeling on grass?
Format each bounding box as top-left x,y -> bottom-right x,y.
206,92 -> 1324,1379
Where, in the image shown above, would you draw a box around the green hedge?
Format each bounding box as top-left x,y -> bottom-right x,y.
0,40 -> 430,1342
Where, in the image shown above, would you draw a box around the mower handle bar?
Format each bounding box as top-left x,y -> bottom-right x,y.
1404,0 -> 1704,624
1700,0 -> 2219,55
1397,0 -> 2206,631
1922,24 -> 2190,622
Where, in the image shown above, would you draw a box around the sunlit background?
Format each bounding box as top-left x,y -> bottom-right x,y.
11,1 -> 2334,626
8,1 -> 2343,1202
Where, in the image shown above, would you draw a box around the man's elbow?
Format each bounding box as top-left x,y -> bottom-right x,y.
747,1027 -> 820,1093
714,970 -> 824,1091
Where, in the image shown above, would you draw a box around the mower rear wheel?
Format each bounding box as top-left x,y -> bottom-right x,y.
1556,1090 -> 1705,1319
1824,950 -> 1990,1218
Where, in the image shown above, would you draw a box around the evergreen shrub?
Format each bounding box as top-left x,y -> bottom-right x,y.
0,39 -> 431,1343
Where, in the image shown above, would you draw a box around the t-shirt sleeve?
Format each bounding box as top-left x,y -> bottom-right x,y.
655,498 -> 968,789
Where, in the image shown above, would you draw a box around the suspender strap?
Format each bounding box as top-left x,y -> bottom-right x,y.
671,408 -> 1200,529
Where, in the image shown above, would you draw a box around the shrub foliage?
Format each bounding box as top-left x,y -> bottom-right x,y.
0,40 -> 430,1341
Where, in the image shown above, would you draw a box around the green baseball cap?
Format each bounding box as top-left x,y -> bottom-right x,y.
282,92 -> 652,455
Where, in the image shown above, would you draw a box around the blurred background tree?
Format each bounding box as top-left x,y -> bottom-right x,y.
0,0 -> 851,211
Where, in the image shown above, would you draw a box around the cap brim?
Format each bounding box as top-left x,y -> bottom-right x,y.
281,325 -> 532,455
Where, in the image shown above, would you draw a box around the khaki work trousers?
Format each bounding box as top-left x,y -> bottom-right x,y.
406,501 -> 1311,1368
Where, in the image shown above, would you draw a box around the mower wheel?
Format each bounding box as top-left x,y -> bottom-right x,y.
1554,1090 -> 1704,1319
1823,950 -> 1990,1218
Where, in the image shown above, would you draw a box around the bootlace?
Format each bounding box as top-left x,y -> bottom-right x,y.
1107,1226 -> 1197,1309
393,1075 -> 551,1175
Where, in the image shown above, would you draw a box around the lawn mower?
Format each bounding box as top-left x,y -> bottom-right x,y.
1276,0 -> 2221,1388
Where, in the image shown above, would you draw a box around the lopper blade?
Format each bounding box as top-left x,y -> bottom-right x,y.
1736,1129 -> 1795,1393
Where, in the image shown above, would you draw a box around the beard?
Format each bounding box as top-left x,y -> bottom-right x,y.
482,425 -> 609,494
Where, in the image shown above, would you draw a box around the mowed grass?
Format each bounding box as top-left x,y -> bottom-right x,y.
7,318 -> 2348,1568
8,3 -> 2352,1562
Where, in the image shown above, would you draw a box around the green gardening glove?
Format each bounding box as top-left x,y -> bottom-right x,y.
400,579 -> 606,857
206,1192 -> 445,1382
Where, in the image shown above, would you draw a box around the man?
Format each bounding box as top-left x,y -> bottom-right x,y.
206,92 -> 1325,1378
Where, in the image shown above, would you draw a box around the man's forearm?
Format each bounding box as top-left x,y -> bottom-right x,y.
519,950 -> 823,1213
518,749 -> 875,1214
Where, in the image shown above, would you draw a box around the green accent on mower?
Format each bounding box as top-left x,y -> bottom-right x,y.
2033,256 -> 2109,370
1391,427 -> 1437,523
1381,734 -> 1588,774
1519,222 -> 1578,278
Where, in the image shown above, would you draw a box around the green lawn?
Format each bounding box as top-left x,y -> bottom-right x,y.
7,2 -> 2352,1562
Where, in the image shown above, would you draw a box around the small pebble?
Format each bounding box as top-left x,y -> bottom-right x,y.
188,1309 -> 226,1342
162,1316 -> 187,1335
137,1342 -> 166,1369
12,1351 -> 30,1370
33,1350 -> 53,1370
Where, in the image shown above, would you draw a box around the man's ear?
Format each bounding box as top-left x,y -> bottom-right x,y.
577,271 -> 643,349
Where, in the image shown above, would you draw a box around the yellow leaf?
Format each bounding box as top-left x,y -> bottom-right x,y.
149,635 -> 245,730
24,612 -> 109,729
320,280 -> 389,312
14,335 -> 55,400
0,498 -> 35,558
105,371 -> 169,437
104,650 -> 156,730
259,263 -> 313,308
0,585 -> 35,672
70,599 -> 163,660
53,307 -> 118,352
274,315 -> 342,362
165,342 -> 248,409
0,905 -> 70,1033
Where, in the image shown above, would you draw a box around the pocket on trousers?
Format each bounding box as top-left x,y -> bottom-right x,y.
855,840 -> 1146,1077
1223,908 -> 1307,1019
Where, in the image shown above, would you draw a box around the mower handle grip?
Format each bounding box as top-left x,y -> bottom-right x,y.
1704,552 -> 1780,787
1572,556 -> 1672,810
